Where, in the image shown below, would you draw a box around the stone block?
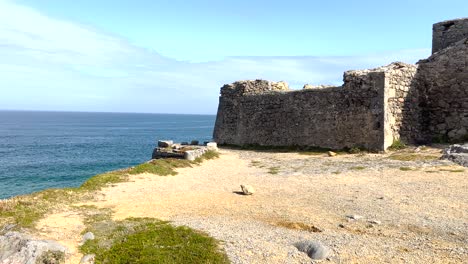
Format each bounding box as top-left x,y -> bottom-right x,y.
158,140 -> 173,148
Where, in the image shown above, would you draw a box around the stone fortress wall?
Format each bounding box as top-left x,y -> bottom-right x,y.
214,18 -> 468,151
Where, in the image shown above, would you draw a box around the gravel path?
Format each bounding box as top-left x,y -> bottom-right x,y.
81,147 -> 468,263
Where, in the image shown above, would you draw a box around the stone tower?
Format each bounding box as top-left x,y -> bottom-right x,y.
432,18 -> 468,53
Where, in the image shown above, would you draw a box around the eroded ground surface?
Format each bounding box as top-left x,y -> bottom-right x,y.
41,147 -> 467,263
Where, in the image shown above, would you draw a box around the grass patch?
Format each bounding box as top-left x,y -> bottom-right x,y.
348,147 -> 362,154
350,166 -> 366,170
399,167 -> 413,171
332,171 -> 341,174
81,217 -> 229,264
388,139 -> 406,150
0,151 -> 220,229
251,160 -> 261,166
268,166 -> 280,174
389,153 -> 439,162
439,169 -> 465,173
193,150 -> 220,164
0,188 -> 78,228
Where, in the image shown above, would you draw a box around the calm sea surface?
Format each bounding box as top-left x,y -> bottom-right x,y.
0,111 -> 215,199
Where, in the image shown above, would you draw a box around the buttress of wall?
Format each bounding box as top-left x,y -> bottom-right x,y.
383,63 -> 420,148
213,75 -> 386,150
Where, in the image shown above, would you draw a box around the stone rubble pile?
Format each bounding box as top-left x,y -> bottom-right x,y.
152,140 -> 218,161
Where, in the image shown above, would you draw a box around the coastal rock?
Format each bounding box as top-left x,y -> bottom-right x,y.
442,144 -> 468,167
240,184 -> 255,195
190,140 -> 199,145
294,240 -> 331,260
158,140 -> 173,148
0,231 -> 68,264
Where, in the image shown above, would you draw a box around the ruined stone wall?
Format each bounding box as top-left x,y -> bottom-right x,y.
432,18 -> 468,54
214,73 -> 387,150
416,38 -> 468,142
213,18 -> 468,149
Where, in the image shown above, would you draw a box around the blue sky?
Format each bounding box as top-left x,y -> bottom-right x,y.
1,0 -> 466,114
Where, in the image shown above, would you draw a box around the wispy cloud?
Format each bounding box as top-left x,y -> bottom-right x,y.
0,0 -> 431,114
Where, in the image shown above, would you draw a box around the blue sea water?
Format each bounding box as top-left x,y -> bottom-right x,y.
0,111 -> 215,199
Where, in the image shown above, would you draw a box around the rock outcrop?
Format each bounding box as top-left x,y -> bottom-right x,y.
0,232 -> 68,264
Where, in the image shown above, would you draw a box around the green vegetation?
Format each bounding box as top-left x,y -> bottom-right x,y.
350,166 -> 366,170
399,167 -> 413,171
348,147 -> 362,154
332,171 -> 341,174
268,166 -> 280,174
389,153 -> 439,162
388,139 -> 406,150
439,168 -> 465,173
81,216 -> 229,264
0,151 -> 220,229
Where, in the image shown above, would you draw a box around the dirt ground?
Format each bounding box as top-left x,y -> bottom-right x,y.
38,147 -> 468,263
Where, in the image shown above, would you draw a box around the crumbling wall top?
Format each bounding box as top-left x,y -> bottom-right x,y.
220,79 -> 290,97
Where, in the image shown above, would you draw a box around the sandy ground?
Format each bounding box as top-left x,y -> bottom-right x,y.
39,148 -> 468,263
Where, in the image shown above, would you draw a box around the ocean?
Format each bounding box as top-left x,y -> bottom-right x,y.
0,111 -> 216,199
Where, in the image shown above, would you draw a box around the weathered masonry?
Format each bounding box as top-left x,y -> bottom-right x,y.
213,18 -> 468,151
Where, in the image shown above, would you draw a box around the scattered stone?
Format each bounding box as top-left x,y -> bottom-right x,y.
442,144 -> 468,167
328,151 -> 337,157
338,224 -> 346,228
184,149 -> 206,161
346,215 -> 363,220
0,232 -> 68,264
158,140 -> 173,148
206,142 -> 218,151
79,232 -> 95,246
80,254 -> 95,264
240,184 -> 255,195
294,240 -> 331,260
369,220 -> 382,225
191,140 -> 199,145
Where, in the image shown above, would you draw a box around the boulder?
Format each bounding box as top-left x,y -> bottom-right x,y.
190,140 -> 199,145
240,184 -> 255,195
442,144 -> 468,167
294,240 -> 331,260
0,231 -> 68,264
157,140 -> 173,148
327,151 -> 337,157
79,232 -> 95,246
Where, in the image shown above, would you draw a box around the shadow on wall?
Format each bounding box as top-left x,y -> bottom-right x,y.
400,38 -> 468,144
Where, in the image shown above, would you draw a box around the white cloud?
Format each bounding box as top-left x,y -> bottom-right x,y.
0,0 -> 431,114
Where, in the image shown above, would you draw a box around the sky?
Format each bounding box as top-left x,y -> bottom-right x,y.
0,0 -> 467,114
